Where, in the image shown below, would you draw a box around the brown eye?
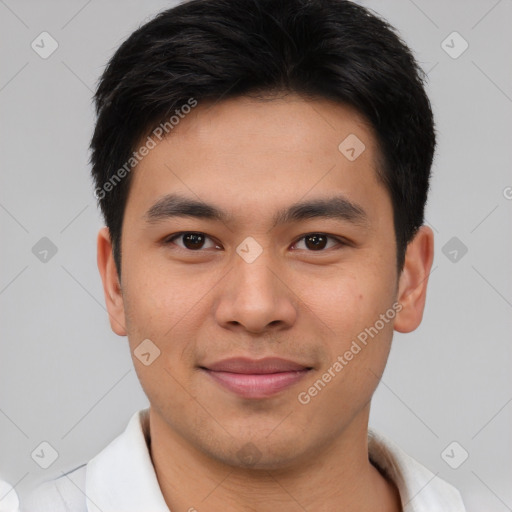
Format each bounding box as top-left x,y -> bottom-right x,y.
292,233 -> 343,251
167,232 -> 218,251
182,233 -> 205,249
304,234 -> 328,250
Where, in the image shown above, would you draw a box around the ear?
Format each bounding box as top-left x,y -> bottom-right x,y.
394,225 -> 434,333
97,226 -> 127,336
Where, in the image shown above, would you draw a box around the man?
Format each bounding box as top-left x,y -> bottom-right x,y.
23,0 -> 467,510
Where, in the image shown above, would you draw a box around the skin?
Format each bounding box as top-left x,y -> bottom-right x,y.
97,93 -> 434,512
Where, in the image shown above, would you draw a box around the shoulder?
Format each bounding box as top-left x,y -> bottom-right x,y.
21,464 -> 87,512
20,409 -> 150,512
368,429 -> 467,511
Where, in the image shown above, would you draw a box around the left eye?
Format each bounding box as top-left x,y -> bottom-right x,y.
292,233 -> 343,251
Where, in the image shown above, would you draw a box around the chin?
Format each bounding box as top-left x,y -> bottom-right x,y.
211,435 -> 310,471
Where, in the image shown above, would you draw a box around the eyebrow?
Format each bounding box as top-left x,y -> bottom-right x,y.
144,193 -> 369,228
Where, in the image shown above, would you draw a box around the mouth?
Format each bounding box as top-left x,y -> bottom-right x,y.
199,357 -> 313,399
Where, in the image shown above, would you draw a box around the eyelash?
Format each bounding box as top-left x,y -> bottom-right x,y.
163,232 -> 348,252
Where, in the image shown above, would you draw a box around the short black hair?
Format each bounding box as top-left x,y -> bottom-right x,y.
90,0 -> 435,278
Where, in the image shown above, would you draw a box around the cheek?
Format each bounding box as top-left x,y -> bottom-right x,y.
121,264 -> 206,404
123,257 -> 209,334
300,263 -> 397,360
122,258 -> 225,386
298,270 -> 371,335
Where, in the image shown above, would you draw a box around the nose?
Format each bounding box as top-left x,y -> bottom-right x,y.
214,248 -> 298,334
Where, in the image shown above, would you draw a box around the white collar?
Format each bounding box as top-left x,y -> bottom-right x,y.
85,409 -> 169,512
84,409 -> 465,512
368,430 -> 466,511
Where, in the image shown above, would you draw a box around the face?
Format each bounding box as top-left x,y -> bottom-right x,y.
98,93 -> 433,470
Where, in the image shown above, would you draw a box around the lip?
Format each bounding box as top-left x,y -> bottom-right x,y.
200,357 -> 312,399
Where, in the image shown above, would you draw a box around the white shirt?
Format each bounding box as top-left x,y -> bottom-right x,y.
0,479 -> 20,512
21,409 -> 466,512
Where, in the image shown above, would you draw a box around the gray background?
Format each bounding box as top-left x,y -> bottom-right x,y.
0,1 -> 511,510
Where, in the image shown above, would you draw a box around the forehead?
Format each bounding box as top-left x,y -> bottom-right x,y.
161,94 -> 376,159
124,94 -> 388,226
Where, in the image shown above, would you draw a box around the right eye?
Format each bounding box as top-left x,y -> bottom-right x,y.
164,232 -> 222,251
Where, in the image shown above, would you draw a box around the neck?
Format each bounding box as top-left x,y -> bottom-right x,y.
146,406 -> 401,512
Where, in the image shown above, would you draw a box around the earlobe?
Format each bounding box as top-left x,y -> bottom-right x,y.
97,227 -> 127,336
394,225 -> 434,333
